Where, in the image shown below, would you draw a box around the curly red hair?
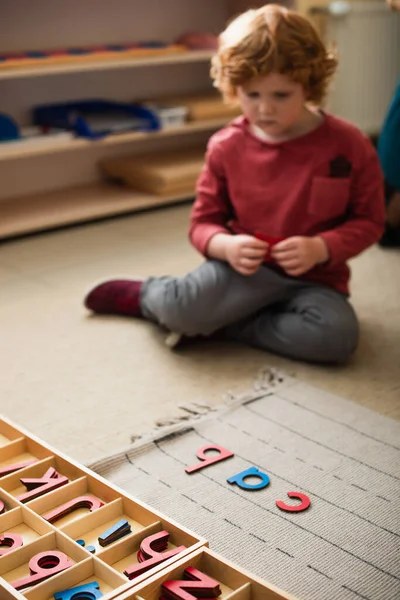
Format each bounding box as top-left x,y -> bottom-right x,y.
211,4 -> 338,105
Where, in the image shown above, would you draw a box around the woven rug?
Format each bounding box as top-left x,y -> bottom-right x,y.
89,371 -> 400,600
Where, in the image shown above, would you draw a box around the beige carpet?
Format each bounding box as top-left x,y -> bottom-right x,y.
0,204 -> 399,464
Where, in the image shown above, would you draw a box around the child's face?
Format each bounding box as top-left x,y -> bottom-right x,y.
237,73 -> 308,139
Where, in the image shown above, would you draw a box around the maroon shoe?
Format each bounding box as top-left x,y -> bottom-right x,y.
84,279 -> 143,317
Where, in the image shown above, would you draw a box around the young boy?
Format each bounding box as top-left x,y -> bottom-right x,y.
84,4 -> 385,364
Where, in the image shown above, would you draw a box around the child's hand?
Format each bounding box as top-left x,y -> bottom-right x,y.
271,236 -> 329,276
226,234 -> 268,276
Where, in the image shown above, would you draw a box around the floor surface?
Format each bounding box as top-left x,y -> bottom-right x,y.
1,204 -> 399,463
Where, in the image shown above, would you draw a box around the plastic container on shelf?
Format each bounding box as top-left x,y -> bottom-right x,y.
33,100 -> 160,140
143,102 -> 188,129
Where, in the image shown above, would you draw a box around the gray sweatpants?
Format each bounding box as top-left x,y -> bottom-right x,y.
141,260 -> 359,364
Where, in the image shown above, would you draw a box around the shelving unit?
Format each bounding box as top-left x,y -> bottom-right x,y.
0,184 -> 195,239
0,0 -> 264,239
1,0 -> 396,240
0,49 -> 214,80
0,117 -> 230,162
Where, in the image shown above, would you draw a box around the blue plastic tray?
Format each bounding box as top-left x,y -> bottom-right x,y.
33,100 -> 160,140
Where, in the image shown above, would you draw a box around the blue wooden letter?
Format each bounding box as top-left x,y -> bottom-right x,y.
227,466 -> 270,490
54,581 -> 103,599
98,519 -> 131,547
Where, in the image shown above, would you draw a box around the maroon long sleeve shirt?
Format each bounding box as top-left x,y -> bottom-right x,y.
189,114 -> 385,295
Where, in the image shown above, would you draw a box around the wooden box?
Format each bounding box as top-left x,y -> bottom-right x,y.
0,415 -> 297,600
143,93 -> 242,122
100,147 -> 206,195
0,416 -> 206,600
115,547 -> 296,600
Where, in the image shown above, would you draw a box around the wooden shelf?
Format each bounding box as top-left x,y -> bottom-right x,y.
0,183 -> 195,239
0,117 -> 228,162
0,49 -> 214,80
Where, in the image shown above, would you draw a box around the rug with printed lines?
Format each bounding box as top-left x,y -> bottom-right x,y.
89,373 -> 400,600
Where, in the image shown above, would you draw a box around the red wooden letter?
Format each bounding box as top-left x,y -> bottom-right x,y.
0,460 -> 37,478
43,495 -> 104,524
185,444 -> 234,474
124,530 -> 186,580
11,551 -> 73,590
0,533 -> 23,556
161,566 -> 221,600
17,467 -> 69,503
276,491 -> 311,513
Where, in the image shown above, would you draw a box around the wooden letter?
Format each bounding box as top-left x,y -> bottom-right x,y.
43,495 -> 104,524
185,444 -> 234,474
0,532 -> 23,556
276,491 -> 311,512
17,467 -> 69,503
98,519 -> 131,547
0,460 -> 37,478
161,566 -> 221,600
54,582 -> 103,599
227,466 -> 270,490
11,550 -> 73,590
124,530 -> 186,580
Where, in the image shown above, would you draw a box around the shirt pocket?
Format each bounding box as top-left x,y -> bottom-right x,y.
309,176 -> 351,219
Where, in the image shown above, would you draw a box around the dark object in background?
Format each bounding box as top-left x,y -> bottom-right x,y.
0,113 -> 20,142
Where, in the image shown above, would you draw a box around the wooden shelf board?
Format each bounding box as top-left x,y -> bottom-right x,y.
0,184 -> 194,239
0,117 -> 227,162
0,50 -> 214,80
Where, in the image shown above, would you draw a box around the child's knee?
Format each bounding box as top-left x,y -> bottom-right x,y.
320,311 -> 359,364
299,291 -> 359,363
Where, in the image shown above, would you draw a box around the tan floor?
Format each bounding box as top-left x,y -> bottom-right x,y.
1,204 -> 399,464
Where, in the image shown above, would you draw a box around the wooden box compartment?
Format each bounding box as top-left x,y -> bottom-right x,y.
24,557 -> 127,600
0,530 -> 88,593
0,439 -> 59,479
0,506 -> 53,554
27,475 -> 119,528
99,516 -> 203,577
0,489 -> 20,515
117,547 -> 295,600
0,421 -> 25,449
0,455 -> 84,504
60,496 -> 190,554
